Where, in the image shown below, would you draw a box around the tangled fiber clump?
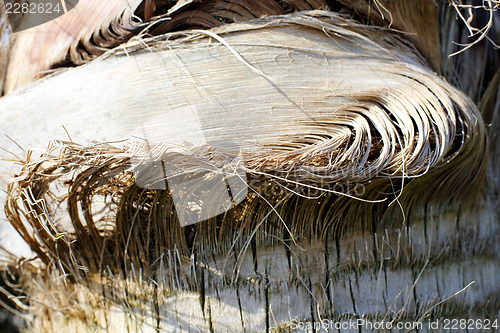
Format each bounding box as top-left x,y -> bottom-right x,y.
4,12 -> 487,280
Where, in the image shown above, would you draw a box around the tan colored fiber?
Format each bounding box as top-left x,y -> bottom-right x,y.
4,11 -> 486,277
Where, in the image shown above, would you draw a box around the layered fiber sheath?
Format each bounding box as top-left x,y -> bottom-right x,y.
0,8 -> 493,333
4,10 -> 486,269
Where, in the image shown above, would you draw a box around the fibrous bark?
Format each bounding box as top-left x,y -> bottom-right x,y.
0,1 -> 499,332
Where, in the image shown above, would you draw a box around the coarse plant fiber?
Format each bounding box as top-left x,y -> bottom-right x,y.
0,0 -> 448,94
0,1 -> 498,332
4,8 -> 488,294
2,12 -> 486,272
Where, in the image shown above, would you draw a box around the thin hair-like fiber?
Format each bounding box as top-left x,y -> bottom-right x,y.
4,12 -> 487,288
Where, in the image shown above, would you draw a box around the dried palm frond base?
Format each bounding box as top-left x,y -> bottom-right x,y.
4,141 -> 500,332
0,10 -> 497,333
1,0 -> 443,94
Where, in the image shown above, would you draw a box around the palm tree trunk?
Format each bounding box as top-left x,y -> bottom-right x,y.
0,1 -> 499,332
